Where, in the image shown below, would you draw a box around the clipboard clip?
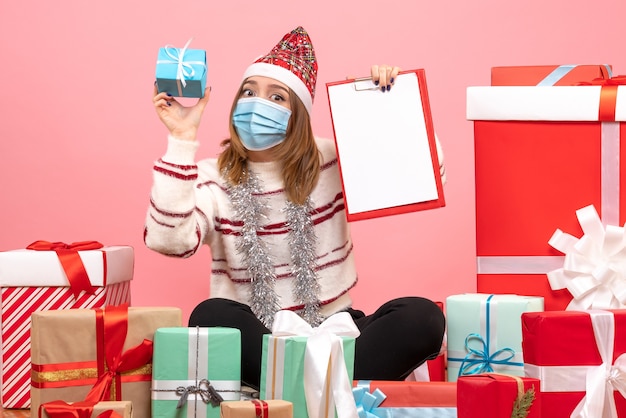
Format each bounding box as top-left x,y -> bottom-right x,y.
353,76 -> 380,91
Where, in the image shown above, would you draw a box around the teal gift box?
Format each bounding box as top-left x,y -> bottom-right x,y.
151,327 -> 241,418
156,40 -> 207,98
446,293 -> 544,382
260,311 -> 358,418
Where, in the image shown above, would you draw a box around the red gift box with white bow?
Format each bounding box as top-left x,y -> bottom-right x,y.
522,309 -> 626,417
467,75 -> 626,310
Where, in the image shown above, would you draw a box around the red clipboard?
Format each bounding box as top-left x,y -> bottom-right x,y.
326,69 -> 445,222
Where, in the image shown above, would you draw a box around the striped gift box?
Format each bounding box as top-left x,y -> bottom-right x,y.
0,245 -> 134,408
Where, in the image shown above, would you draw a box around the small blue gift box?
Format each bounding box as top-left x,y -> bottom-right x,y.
156,40 -> 207,98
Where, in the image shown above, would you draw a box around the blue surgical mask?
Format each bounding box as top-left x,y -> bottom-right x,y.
232,97 -> 292,151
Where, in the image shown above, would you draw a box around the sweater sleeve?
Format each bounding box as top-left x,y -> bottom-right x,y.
144,135 -> 208,258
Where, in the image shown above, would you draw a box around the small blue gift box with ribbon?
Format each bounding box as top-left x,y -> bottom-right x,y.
446,293 -> 544,382
156,39 -> 207,98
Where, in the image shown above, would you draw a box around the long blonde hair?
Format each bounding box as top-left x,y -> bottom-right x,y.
218,85 -> 321,205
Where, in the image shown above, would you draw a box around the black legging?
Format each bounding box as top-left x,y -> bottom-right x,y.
188,296 -> 445,389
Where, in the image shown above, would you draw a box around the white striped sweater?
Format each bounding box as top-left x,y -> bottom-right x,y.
144,135 -> 357,318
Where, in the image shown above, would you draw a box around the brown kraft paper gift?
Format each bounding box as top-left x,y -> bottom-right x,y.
30,306 -> 182,418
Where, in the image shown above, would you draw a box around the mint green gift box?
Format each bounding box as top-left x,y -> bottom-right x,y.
446,293 -> 544,382
151,327 -> 241,418
260,333 -> 355,418
156,40 -> 207,98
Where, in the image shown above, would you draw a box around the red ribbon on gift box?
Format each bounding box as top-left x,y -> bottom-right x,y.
40,400 -> 124,418
84,304 -> 154,403
26,240 -> 104,299
252,399 -> 270,418
577,75 -> 626,121
31,306 -> 154,392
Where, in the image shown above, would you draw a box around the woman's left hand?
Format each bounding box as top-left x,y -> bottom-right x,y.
371,65 -> 401,92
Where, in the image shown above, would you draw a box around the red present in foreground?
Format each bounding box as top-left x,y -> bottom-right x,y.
0,243 -> 133,409
467,74 -> 626,310
522,310 -> 626,417
457,373 -> 540,418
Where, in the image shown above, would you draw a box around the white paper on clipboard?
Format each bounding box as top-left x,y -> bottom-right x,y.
327,71 -> 443,220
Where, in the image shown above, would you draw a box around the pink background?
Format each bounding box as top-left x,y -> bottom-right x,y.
1,1 -> 625,323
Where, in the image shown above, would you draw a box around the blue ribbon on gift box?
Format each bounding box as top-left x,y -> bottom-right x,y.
457,332 -> 520,376
353,385 -> 457,418
353,386 -> 386,418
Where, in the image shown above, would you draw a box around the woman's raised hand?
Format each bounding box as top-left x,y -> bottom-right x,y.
152,86 -> 211,141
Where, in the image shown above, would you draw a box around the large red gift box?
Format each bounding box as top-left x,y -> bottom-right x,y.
522,310 -> 626,417
491,64 -> 612,86
457,373 -> 541,418
0,243 -> 133,408
467,74 -> 626,310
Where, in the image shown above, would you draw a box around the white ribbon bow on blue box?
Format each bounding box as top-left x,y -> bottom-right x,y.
156,38 -> 207,98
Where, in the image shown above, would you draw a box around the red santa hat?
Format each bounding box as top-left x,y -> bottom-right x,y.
242,26 -> 317,114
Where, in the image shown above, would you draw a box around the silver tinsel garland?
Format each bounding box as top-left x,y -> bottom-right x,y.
227,170 -> 321,327
285,199 -> 322,326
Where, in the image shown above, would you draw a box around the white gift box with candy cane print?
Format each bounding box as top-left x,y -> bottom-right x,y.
0,242 -> 133,408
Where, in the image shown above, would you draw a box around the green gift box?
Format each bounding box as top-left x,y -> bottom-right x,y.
446,293 -> 544,382
151,327 -> 241,418
260,311 -> 358,418
155,39 -> 207,98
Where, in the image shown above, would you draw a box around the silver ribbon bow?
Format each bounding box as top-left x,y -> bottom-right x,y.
175,378 -> 223,408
